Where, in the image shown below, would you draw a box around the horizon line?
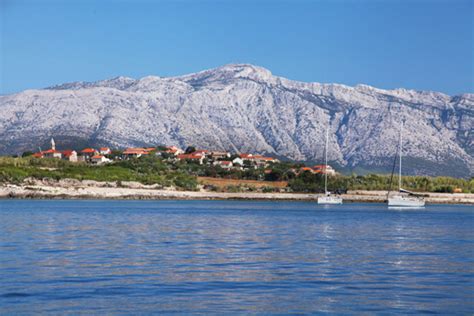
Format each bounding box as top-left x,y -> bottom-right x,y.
2,63 -> 473,97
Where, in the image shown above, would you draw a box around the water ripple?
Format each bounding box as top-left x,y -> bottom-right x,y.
0,200 -> 473,314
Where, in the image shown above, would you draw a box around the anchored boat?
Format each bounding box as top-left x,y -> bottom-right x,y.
318,193 -> 343,205
387,121 -> 425,207
318,118 -> 343,205
388,189 -> 425,207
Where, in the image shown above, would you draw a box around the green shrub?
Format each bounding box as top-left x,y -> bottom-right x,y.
433,185 -> 454,193
1,156 -> 472,193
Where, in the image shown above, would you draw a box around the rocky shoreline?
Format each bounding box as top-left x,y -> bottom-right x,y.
0,179 -> 473,204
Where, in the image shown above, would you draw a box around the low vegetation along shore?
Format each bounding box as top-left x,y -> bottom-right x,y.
0,156 -> 473,204
1,179 -> 473,204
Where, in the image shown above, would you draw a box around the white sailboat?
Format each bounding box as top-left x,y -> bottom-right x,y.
318,118 -> 343,205
387,121 -> 425,207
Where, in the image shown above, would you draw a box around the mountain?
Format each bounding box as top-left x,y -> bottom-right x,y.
0,64 -> 472,177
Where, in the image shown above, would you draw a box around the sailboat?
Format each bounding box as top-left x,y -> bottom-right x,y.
317,118 -> 343,205
387,121 -> 425,207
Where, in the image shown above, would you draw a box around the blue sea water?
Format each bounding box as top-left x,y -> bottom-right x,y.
0,200 -> 473,314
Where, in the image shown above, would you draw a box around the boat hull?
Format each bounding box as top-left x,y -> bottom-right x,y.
318,196 -> 343,205
388,195 -> 425,207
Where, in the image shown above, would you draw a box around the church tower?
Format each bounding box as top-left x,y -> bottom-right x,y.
51,138 -> 56,151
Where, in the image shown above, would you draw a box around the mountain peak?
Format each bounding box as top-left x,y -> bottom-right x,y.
176,63 -> 275,86
1,64 -> 472,177
216,63 -> 273,76
209,63 -> 274,81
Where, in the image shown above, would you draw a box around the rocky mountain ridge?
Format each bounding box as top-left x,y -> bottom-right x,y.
1,64 -> 472,177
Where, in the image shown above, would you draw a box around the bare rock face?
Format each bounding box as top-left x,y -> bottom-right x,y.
1,64 -> 472,177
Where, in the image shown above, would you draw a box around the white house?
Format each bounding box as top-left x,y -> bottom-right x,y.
42,149 -> 62,159
99,147 -> 111,155
232,157 -> 244,166
165,146 -> 183,155
313,164 -> 336,176
91,155 -> 110,165
40,138 -> 62,159
122,148 -> 149,159
61,150 -> 78,162
213,160 -> 233,169
210,151 -> 231,160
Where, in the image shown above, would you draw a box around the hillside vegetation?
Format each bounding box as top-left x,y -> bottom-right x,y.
0,156 -> 197,191
0,156 -> 473,193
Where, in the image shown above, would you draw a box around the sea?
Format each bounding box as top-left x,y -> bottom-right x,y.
0,200 -> 473,314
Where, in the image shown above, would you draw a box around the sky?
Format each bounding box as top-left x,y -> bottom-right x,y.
1,0 -> 472,95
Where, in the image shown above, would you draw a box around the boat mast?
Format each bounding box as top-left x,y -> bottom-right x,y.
398,121 -> 403,191
324,117 -> 329,194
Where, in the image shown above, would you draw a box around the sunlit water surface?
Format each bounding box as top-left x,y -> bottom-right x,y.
0,200 -> 473,314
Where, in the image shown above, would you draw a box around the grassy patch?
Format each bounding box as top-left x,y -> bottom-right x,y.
0,156 -> 197,190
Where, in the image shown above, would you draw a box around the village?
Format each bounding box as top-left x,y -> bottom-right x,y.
30,138 -> 337,176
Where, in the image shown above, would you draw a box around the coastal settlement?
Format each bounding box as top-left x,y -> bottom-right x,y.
30,138 -> 337,176
3,138 -> 472,199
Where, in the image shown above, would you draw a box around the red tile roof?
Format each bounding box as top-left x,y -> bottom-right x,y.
60,150 -> 76,158
191,150 -> 209,156
313,164 -> 330,169
81,148 -> 96,153
177,154 -> 203,160
312,165 -> 335,174
259,157 -> 275,161
239,153 -> 253,159
123,148 -> 148,155
211,151 -> 229,156
190,151 -> 206,157
91,155 -> 104,159
43,149 -> 62,154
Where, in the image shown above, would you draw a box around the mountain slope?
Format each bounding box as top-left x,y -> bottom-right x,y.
1,64 -> 472,177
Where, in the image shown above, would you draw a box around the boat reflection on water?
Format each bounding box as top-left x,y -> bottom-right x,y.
317,193 -> 343,205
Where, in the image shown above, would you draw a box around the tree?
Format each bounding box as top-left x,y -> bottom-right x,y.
108,150 -> 123,159
160,152 -> 174,160
185,146 -> 196,154
288,171 -> 325,193
22,151 -> 34,157
264,169 -> 283,181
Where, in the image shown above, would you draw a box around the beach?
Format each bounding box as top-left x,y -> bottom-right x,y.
1,179 -> 472,204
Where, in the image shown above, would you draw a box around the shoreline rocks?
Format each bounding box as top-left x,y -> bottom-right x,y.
0,180 -> 473,204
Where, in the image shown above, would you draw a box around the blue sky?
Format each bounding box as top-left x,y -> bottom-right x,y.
1,0 -> 472,95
